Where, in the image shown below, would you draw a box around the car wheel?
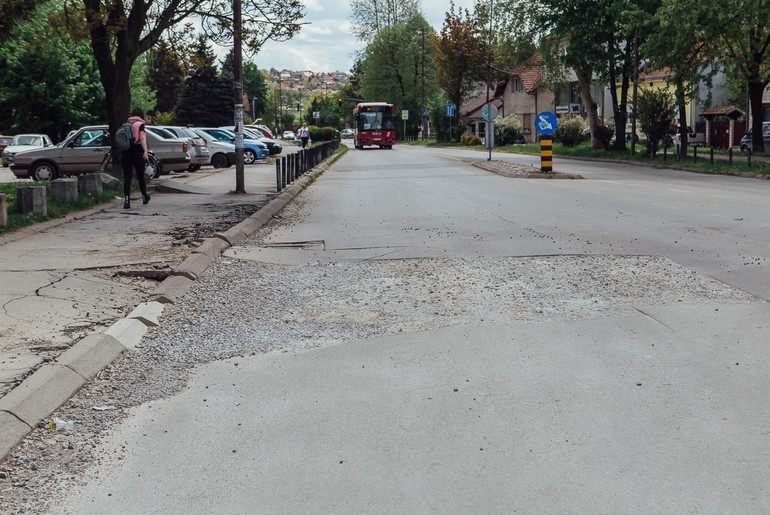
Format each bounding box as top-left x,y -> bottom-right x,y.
31,161 -> 58,181
211,153 -> 229,169
741,145 -> 748,152
243,149 -> 256,164
188,164 -> 201,172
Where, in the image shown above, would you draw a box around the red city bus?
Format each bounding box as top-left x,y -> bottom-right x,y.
353,102 -> 396,149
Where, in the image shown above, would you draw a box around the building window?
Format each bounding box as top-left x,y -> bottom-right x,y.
512,78 -> 524,93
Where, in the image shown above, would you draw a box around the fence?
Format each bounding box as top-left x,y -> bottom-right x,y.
275,140 -> 340,192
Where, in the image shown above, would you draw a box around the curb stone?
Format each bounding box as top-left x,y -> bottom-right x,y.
0,154 -> 334,462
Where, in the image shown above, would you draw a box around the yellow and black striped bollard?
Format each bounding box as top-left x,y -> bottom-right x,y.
540,137 -> 552,173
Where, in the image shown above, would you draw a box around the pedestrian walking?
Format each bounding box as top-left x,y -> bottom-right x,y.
298,123 -> 309,149
120,107 -> 150,209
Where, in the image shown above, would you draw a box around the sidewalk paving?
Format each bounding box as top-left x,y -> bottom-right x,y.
0,159 -> 317,460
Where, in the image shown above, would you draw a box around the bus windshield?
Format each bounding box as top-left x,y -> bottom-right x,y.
357,110 -> 394,131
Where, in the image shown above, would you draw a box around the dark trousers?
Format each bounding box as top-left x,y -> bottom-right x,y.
301,137 -> 309,148
121,147 -> 147,198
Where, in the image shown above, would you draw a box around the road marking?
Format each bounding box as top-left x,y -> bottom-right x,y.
667,188 -> 690,193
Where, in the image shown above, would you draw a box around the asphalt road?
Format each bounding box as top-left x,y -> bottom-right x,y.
4,144 -> 770,512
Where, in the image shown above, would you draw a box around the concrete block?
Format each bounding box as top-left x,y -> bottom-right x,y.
151,274 -> 195,304
0,411 -> 32,462
50,178 -> 78,203
194,237 -> 230,259
127,301 -> 165,327
105,318 -> 148,351
173,252 -> 214,280
238,217 -> 267,237
0,364 -> 84,427
97,172 -> 122,190
0,193 -> 6,227
215,225 -> 250,246
16,186 -> 47,215
77,173 -> 103,197
56,333 -> 125,379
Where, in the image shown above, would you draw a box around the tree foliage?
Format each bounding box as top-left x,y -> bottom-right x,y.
148,39 -> 186,115
472,0 -> 543,72
174,40 -> 233,127
0,3 -> 105,141
431,3 -> 487,128
349,0 -> 421,42
636,86 -> 674,156
360,15 -> 436,139
58,0 -> 304,164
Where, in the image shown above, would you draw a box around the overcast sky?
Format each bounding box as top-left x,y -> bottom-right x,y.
229,0 -> 477,73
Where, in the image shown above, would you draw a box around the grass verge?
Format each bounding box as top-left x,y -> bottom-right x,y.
0,175 -> 124,234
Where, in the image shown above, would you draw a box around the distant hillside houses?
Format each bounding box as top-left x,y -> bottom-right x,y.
264,68 -> 347,95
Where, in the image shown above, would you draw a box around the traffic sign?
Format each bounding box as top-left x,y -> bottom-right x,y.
536,111 -> 557,135
446,104 -> 455,117
422,108 -> 428,118
402,110 -> 409,120
482,103 -> 498,122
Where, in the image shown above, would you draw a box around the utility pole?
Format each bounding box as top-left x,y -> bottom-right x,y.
233,0 -> 245,192
417,28 -> 426,141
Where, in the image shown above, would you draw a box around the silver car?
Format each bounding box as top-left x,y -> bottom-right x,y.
191,129 -> 236,169
2,133 -> 54,166
158,126 -> 210,171
10,125 -> 190,181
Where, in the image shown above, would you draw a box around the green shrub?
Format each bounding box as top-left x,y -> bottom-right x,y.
593,124 -> 614,149
554,116 -> 587,147
308,126 -> 324,142
494,114 -> 523,145
461,133 -> 483,146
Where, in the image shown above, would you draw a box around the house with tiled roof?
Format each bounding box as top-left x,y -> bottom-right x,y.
463,55 -> 611,143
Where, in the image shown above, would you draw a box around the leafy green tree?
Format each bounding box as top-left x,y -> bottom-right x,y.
0,0 -> 48,44
349,0 -> 421,42
148,40 -> 186,115
431,3 -> 487,135
636,86 -> 674,157
716,0 -> 770,152
472,0 -> 544,72
494,114 -> 523,144
59,0 -> 304,163
542,0 -> 649,151
360,15 -> 435,139
174,40 -> 233,127
244,62 -> 268,121
0,3 -> 105,141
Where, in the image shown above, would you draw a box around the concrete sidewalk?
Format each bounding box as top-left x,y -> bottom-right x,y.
0,157 -> 319,460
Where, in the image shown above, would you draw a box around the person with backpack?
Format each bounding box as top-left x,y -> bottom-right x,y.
119,107 -> 150,209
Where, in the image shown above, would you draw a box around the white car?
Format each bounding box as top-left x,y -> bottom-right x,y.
282,130 -> 296,140
2,134 -> 54,166
191,128 -> 236,169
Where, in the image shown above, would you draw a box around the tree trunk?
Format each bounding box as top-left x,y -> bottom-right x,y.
748,80 -> 767,153
675,77 -> 688,154
575,67 -> 601,149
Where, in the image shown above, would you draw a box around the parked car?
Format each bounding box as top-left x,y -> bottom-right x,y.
2,133 -> 54,166
282,130 -> 296,140
0,135 -> 13,156
339,129 -> 354,139
740,123 -> 770,151
221,126 -> 282,155
191,129 -> 236,169
157,126 -> 210,171
9,125 -> 189,180
195,127 -> 268,164
245,124 -> 274,139
143,126 -> 192,174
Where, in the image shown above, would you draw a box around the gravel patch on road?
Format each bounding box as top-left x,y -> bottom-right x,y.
0,253 -> 761,513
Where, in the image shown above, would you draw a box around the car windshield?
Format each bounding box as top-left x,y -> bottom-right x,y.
14,135 -> 43,146
73,129 -> 108,147
205,129 -> 234,141
147,127 -> 175,139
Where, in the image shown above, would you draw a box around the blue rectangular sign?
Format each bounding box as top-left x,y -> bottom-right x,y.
446,104 -> 455,117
